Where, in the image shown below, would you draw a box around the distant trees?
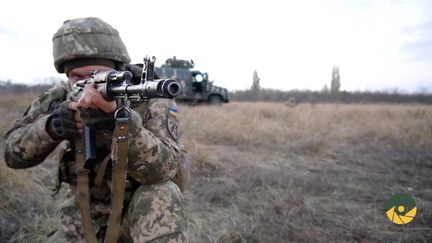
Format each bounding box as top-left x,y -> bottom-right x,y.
251,70 -> 261,100
229,65 -> 432,104
330,66 -> 340,94
230,89 -> 432,104
322,84 -> 329,93
0,79 -> 55,93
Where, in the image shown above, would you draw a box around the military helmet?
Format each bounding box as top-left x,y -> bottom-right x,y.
52,17 -> 131,73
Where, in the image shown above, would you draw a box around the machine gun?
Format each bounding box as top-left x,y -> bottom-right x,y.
74,56 -> 181,169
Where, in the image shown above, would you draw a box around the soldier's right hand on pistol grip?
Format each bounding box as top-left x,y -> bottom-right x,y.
48,101 -> 77,140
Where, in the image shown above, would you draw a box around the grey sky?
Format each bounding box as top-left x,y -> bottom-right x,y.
0,0 -> 431,92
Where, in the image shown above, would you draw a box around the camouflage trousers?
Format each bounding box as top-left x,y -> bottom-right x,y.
45,181 -> 187,243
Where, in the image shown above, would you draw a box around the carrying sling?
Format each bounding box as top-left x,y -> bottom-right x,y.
76,106 -> 130,243
75,133 -> 98,242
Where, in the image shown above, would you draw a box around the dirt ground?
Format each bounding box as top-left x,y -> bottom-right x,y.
1,96 -> 431,242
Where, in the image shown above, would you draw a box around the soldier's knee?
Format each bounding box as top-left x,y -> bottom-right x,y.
125,181 -> 187,242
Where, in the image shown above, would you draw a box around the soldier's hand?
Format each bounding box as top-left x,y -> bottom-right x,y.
76,83 -> 116,131
76,83 -> 117,113
68,102 -> 83,133
47,101 -> 79,140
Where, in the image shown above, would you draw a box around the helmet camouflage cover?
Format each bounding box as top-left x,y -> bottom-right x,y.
52,17 -> 131,73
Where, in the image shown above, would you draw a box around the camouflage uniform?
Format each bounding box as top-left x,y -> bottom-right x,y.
3,80 -> 188,242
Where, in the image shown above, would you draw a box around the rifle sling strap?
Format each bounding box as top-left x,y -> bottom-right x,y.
104,117 -> 129,243
94,154 -> 110,187
75,134 -> 98,243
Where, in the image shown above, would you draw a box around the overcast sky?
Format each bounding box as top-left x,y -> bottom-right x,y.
0,0 -> 431,92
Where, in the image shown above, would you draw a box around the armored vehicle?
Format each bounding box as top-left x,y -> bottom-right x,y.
155,57 -> 229,105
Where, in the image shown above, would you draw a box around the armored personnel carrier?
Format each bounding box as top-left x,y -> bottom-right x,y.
155,57 -> 229,105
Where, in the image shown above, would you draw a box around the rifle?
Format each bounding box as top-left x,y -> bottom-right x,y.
74,56 -> 180,169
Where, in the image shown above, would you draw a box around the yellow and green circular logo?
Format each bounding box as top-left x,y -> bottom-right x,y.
385,193 -> 417,225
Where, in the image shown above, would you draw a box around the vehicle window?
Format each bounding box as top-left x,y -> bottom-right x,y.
194,74 -> 204,82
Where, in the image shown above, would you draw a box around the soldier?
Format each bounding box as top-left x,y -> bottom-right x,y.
2,17 -> 188,242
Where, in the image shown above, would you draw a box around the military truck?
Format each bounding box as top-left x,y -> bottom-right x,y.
155,57 -> 229,105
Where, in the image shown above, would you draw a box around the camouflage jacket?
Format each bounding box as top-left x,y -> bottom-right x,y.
3,81 -> 182,193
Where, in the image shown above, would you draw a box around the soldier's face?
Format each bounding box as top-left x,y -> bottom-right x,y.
67,65 -> 115,85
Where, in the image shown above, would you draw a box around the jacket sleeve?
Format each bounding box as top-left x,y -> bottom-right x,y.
126,98 -> 182,184
2,82 -> 68,169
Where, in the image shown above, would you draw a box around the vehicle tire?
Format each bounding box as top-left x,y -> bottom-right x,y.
208,95 -> 223,106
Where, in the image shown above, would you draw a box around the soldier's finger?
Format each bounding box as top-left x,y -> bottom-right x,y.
77,93 -> 92,108
91,97 -> 117,113
75,122 -> 83,129
83,81 -> 96,90
68,101 -> 78,111
86,90 -> 103,109
77,86 -> 97,107
74,112 -> 81,122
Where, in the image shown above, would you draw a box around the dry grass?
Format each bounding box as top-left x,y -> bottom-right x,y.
180,103 -> 432,151
0,91 -> 39,137
179,102 -> 432,242
0,162 -> 62,242
1,92 -> 432,242
0,90 -> 63,242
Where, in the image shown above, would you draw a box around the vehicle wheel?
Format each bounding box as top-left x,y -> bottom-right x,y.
208,95 -> 223,105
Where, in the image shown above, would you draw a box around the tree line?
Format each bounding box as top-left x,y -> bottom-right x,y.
230,89 -> 432,104
239,68 -> 432,104
0,80 -> 56,94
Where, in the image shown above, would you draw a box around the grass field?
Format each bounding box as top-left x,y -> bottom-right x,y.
1,91 -> 432,242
